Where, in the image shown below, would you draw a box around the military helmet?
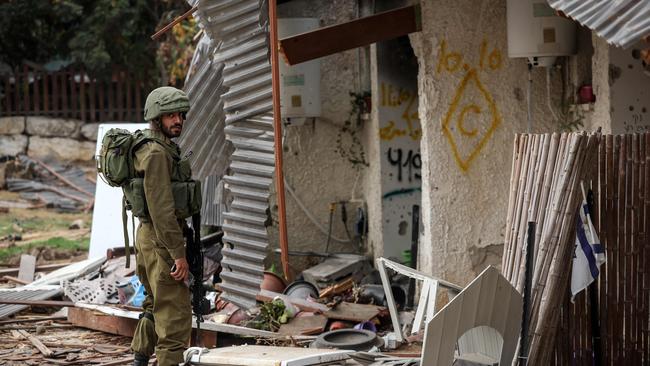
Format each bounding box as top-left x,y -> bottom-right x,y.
143,86 -> 190,121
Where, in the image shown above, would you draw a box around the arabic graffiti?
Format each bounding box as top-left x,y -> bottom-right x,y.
379,82 -> 421,141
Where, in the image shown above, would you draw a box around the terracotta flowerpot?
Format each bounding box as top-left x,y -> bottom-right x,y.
261,271 -> 287,293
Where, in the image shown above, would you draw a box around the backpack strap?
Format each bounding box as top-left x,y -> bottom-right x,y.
122,196 -> 131,268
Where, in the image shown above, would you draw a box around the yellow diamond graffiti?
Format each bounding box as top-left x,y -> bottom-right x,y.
437,40 -> 502,172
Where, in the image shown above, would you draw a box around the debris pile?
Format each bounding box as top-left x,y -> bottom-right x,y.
2,155 -> 95,212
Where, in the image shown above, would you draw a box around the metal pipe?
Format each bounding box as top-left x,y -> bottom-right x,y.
269,0 -> 291,282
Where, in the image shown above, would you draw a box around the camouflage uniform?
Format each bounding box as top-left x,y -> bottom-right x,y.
131,87 -> 193,366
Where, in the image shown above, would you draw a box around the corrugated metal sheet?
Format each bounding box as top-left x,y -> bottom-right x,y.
195,0 -> 274,309
0,286 -> 61,319
548,0 -> 650,48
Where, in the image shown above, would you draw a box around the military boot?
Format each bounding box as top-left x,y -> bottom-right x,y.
133,352 -> 149,366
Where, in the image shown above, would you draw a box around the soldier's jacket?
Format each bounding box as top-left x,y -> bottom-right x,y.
132,129 -> 187,260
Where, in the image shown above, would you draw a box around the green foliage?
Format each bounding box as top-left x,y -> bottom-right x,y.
0,0 -> 195,84
245,299 -> 290,332
335,91 -> 371,169
0,0 -> 83,68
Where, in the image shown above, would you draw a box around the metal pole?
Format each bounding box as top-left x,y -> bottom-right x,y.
519,221 -> 535,366
268,0 -> 291,281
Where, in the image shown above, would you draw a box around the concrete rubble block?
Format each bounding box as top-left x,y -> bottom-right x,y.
0,135 -> 28,156
80,123 -> 101,141
28,136 -> 96,162
0,116 -> 26,135
26,116 -> 81,138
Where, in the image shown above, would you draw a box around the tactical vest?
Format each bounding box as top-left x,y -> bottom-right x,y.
122,129 -> 202,220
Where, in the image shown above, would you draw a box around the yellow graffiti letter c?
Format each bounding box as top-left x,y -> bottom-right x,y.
457,105 -> 481,136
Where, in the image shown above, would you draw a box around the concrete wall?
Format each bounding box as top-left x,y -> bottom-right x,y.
610,41 -> 650,134
268,0 -> 369,273
410,0 -> 576,285
373,36 -> 421,261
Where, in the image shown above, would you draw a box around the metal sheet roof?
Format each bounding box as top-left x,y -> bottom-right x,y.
195,0 -> 275,309
548,0 -> 650,48
0,286 -> 62,319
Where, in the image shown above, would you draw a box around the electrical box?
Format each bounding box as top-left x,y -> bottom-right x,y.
278,18 -> 321,121
507,0 -> 577,67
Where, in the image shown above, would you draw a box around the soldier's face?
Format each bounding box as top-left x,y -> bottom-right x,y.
160,112 -> 184,138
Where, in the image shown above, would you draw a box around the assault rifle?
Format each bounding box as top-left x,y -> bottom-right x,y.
184,214 -> 210,345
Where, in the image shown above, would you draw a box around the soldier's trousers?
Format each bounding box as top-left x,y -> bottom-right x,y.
131,222 -> 191,366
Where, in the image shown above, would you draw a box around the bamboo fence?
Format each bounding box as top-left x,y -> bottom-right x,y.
502,132 -> 600,366
551,133 -> 650,365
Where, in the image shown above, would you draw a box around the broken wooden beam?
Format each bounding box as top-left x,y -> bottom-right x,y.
2,275 -> 31,285
0,315 -> 67,325
0,262 -> 73,277
68,307 -> 217,347
0,299 -> 75,307
12,329 -> 54,357
279,4 -> 422,65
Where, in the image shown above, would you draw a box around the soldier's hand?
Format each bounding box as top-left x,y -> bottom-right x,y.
171,258 -> 189,281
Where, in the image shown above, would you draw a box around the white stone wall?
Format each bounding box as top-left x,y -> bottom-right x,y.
410,0 -> 581,285
0,116 -> 100,161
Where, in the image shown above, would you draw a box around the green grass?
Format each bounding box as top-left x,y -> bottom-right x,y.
0,236 -> 90,262
0,216 -> 79,237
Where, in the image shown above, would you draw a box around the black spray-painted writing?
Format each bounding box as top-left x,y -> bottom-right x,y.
387,148 -> 421,182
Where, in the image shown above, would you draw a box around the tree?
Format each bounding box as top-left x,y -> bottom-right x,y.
0,0 -> 197,86
0,0 -> 83,69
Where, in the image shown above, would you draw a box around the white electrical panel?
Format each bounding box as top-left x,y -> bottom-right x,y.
507,0 -> 577,66
278,18 -> 321,119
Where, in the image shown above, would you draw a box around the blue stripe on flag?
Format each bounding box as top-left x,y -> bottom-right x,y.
575,213 -> 600,279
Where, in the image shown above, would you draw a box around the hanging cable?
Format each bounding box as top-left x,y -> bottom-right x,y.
545,67 -> 559,123
284,178 -> 352,243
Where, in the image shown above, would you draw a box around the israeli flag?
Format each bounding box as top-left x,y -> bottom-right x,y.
571,185 -> 606,300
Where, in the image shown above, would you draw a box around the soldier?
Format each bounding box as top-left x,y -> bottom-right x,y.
130,86 -> 194,366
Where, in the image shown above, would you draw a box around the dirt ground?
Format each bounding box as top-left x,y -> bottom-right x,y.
0,190 -> 91,267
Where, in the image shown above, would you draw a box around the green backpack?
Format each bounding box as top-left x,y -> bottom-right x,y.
97,128 -> 138,187
97,128 -> 202,267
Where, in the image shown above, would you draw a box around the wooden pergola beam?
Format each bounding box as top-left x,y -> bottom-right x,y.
279,4 -> 422,66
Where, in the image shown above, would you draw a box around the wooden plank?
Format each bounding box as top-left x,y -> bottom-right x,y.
70,67 -> 77,120
52,70 -> 59,116
68,306 -> 137,338
33,69 -> 40,114
0,299 -> 75,307
79,68 -> 86,121
43,71 -> 49,114
2,275 -> 30,285
2,73 -> 10,115
69,306 -> 216,346
0,315 -> 66,325
22,64 -> 29,115
13,329 -> 53,357
125,71 -> 132,121
0,262 -> 73,277
116,70 -> 123,120
323,302 -> 384,322
60,71 -> 68,118
278,314 -> 327,336
107,69 -> 115,121
89,74 -> 96,122
280,4 -> 421,65
14,67 -> 20,115
98,78 -> 105,121
135,78 -> 142,121
18,254 -> 36,283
